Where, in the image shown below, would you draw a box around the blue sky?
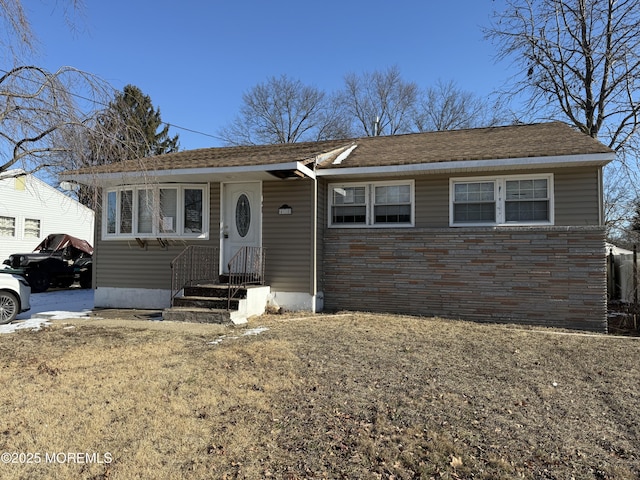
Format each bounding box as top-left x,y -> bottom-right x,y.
27,0 -> 512,150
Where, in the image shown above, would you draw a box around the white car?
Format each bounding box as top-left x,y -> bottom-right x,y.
0,272 -> 31,324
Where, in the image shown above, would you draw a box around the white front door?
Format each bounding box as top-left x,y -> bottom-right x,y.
222,182 -> 262,272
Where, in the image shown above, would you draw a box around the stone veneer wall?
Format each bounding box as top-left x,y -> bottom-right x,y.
322,226 -> 607,332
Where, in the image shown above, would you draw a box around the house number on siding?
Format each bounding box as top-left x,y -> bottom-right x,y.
236,194 -> 251,237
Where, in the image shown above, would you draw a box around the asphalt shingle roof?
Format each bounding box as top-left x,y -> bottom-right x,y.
69,122 -> 614,176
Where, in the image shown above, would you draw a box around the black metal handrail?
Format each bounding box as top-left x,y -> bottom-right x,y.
170,245 -> 219,304
227,246 -> 265,309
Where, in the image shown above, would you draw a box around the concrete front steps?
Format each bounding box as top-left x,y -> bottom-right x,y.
163,284 -> 270,325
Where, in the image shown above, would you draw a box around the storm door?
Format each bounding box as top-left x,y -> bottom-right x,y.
222,182 -> 261,272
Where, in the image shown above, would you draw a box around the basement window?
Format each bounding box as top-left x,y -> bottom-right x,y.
104,184 -> 208,239
329,181 -> 414,228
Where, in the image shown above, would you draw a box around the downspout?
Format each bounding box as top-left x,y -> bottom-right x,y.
598,166 -> 604,226
311,169 -> 319,312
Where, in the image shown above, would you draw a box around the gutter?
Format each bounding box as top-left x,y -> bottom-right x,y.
62,160 -> 317,185
316,153 -> 615,177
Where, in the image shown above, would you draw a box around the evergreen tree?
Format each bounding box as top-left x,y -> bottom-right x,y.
76,85 -> 179,207
91,84 -> 179,164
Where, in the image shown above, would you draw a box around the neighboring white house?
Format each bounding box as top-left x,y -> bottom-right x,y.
0,169 -> 94,262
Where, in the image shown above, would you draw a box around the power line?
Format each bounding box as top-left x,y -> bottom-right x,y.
0,66 -> 225,146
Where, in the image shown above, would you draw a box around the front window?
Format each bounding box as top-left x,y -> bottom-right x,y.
104,184 -> 208,239
505,179 -> 550,222
184,188 -> 203,234
450,175 -> 553,226
159,188 -> 178,233
453,182 -> 496,224
329,181 -> 414,227
332,186 -> 367,225
374,184 -> 412,223
120,189 -> 133,234
137,189 -> 154,234
106,191 -> 117,234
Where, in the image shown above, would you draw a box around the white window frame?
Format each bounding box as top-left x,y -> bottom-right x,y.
103,184 -> 209,240
449,174 -> 554,227
328,180 -> 415,228
24,218 -> 41,239
0,216 -> 16,237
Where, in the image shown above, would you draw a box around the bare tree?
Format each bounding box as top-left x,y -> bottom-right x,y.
218,75 -> 350,146
0,65 -> 115,175
1,0 -> 84,59
0,0 -> 122,179
486,0 -> 640,234
412,79 -> 508,132
340,66 -> 418,136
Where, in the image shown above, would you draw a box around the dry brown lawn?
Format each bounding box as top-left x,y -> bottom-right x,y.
0,312 -> 638,479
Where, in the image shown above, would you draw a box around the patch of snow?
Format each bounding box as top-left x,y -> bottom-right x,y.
244,326 -> 269,336
207,326 -> 269,346
0,317 -> 52,334
1,288 -> 94,334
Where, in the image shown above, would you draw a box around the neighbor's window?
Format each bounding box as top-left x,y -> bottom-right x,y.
104,184 -> 208,239
450,175 -> 553,226
329,181 -> 414,227
0,216 -> 15,237
24,218 -> 41,238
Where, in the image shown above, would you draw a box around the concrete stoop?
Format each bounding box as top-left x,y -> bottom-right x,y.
163,284 -> 270,325
162,307 -> 232,324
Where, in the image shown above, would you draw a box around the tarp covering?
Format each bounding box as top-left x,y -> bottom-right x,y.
33,234 -> 93,256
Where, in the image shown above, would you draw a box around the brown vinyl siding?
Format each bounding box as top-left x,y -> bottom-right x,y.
554,167 -> 601,225
322,166 -> 603,229
316,179 -> 327,293
94,241 -> 179,289
262,179 -> 315,293
92,167 -> 601,292
415,175 -> 449,227
94,183 -> 221,290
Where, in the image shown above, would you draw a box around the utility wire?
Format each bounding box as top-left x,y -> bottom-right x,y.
0,66 -> 225,145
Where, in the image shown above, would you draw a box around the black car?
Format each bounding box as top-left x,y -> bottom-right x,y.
3,233 -> 93,293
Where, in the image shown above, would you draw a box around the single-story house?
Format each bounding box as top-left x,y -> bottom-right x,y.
63,122 -> 615,331
0,169 -> 95,262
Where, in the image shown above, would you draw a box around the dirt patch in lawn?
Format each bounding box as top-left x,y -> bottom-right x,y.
0,312 -> 638,479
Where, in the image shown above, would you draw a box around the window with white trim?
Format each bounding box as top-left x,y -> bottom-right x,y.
450,174 -> 553,226
0,216 -> 15,237
104,184 -> 208,239
24,219 -> 41,238
329,181 -> 414,227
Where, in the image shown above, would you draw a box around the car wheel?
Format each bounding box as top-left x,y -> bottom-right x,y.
79,269 -> 92,289
28,269 -> 51,293
0,291 -> 19,324
57,278 -> 74,289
